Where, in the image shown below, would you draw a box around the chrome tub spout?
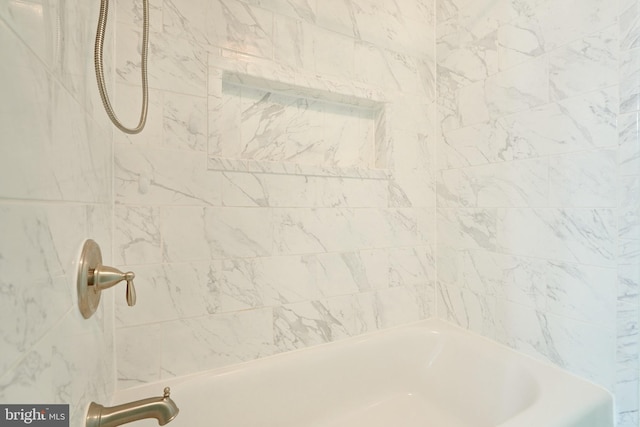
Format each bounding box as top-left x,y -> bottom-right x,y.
86,387 -> 179,427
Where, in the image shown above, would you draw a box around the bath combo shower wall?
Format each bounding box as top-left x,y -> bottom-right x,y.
436,0 -> 639,426
0,1 -> 116,425
0,0 -> 638,427
113,0 -> 438,386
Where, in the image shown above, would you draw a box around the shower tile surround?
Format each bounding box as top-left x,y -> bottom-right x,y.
114,0 -> 436,386
437,1 -> 638,426
1,1 -> 639,427
0,1 -> 115,425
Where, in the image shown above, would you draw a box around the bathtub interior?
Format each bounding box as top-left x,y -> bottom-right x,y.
110,320 -> 611,427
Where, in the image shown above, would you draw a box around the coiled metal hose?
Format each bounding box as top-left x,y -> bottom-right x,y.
94,0 -> 149,134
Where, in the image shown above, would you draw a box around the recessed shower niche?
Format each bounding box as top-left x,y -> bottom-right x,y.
208,72 -> 388,179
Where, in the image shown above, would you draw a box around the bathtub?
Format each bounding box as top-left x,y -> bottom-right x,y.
110,319 -> 613,427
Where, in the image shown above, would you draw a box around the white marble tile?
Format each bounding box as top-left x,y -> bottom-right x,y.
619,176 -> 640,241
417,56 -> 437,104
549,26 -> 618,101
545,262 -> 617,327
312,25 -> 355,80
34,206 -> 97,281
436,0 -> 459,23
620,239 -> 640,266
0,270 -> 70,381
437,0 -> 500,78
437,158 -> 548,208
163,0 -> 208,44
616,303 -> 639,411
437,285 -> 501,341
271,208 -> 329,255
0,0 -> 60,70
316,176 -> 388,208
618,263 -> 640,304
495,303 -> 616,388
315,0 -> 358,38
115,144 -> 222,206
496,14 -> 545,70
114,85 -> 164,147
115,0 -> 163,32
457,81 -> 491,127
0,21 -> 111,203
1,1 -> 109,124
353,42 -> 421,94
253,0 -> 317,23
617,411 -> 640,427
620,47 -> 640,114
389,247 -> 436,288
222,172 -> 316,207
496,208 -> 616,266
116,25 -> 207,96
543,0 -> 618,51
163,92 -> 207,151
116,324 -> 162,388
437,39 -> 492,91
437,208 -> 498,251
160,309 -> 275,378
483,55 -> 548,118
326,1 -> 429,56
316,250 -> 390,295
273,14 -> 315,72
215,82 -> 376,170
453,250 -> 546,309
272,284 -> 428,352
385,96 -> 433,134
207,0 -> 273,58
438,121 -> 512,169
274,297 -> 367,351
416,207 -> 437,248
435,245 -> 458,288
620,0 -> 640,51
1,309 -> 115,422
273,208 -> 419,255
115,262 -> 219,326
162,206 -> 273,261
373,285 -> 429,328
218,255 -> 319,310
619,112 -> 640,176
549,149 -> 617,207
208,87 -> 241,158
538,312 -> 616,388
457,0 -> 536,38
113,205 -> 162,265
387,128 -> 432,171
389,170 -> 436,208
451,88 -> 618,166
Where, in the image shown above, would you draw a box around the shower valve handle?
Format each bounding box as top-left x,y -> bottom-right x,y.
125,272 -> 136,306
91,265 -> 137,306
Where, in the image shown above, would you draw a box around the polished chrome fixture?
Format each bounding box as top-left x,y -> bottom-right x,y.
94,0 -> 149,134
86,387 -> 179,427
77,239 -> 136,319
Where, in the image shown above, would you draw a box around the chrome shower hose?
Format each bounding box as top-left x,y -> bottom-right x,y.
94,0 -> 149,134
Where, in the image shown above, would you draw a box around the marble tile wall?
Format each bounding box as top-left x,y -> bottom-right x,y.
0,1 -> 115,425
436,0 -> 639,425
3,1 -> 638,426
113,0 -> 437,388
619,1 -> 640,425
